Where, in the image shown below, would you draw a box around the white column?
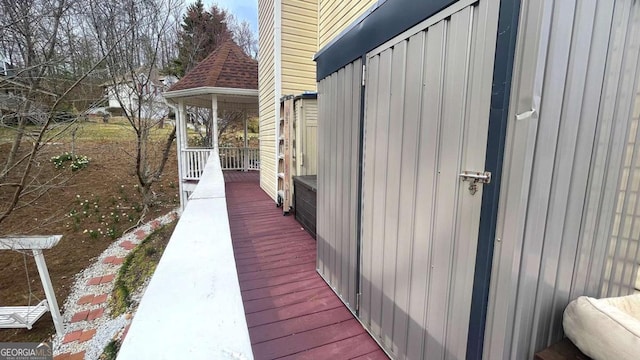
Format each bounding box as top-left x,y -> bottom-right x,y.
211,95 -> 218,150
180,103 -> 189,148
176,100 -> 187,211
244,111 -> 248,172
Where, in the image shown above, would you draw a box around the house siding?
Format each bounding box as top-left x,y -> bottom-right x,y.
318,0 -> 377,49
259,0 -> 277,200
281,0 -> 318,95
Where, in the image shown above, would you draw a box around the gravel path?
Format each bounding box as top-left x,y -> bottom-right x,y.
52,210 -> 178,359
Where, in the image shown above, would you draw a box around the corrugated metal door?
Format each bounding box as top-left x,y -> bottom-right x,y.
359,0 -> 499,359
317,59 -> 362,312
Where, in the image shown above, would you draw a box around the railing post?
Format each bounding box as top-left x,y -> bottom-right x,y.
244,147 -> 248,172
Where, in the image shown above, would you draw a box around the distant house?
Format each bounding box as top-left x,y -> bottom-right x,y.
102,68 -> 178,120
0,57 -> 58,124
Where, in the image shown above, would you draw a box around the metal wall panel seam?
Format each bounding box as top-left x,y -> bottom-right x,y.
351,57 -> 363,310
334,66 -> 345,294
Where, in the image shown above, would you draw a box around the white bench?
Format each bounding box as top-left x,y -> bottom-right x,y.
0,236 -> 64,336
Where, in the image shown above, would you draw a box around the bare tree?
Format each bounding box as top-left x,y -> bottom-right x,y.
88,0 -> 182,216
189,108 -> 245,147
229,17 -> 258,59
0,0 -> 126,228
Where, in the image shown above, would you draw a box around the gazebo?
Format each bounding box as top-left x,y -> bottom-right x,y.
164,40 -> 258,209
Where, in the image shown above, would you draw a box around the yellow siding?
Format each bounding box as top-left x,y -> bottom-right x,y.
258,0 -> 277,200
318,0 -> 377,48
281,0 -> 318,95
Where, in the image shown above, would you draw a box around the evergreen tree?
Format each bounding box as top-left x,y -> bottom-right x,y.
165,0 -> 232,76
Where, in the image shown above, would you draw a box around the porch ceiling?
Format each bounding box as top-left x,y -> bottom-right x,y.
164,87 -> 258,115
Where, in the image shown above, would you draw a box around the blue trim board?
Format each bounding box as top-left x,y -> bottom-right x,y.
355,56 -> 367,316
314,0 -> 456,81
466,0 -> 522,358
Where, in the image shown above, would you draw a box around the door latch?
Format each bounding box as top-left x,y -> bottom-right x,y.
459,171 -> 491,195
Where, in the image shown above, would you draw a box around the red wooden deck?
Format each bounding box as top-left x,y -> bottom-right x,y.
224,171 -> 387,360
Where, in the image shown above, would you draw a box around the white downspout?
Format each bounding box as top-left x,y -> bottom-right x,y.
274,0 -> 282,201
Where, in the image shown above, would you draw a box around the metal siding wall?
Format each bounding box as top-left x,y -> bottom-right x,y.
359,1 -> 499,358
484,1 -> 640,359
316,58 -> 362,312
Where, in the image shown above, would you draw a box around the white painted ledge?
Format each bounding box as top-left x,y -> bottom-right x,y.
118,150 -> 253,360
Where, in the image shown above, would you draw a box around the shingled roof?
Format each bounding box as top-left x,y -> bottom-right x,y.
169,40 -> 258,92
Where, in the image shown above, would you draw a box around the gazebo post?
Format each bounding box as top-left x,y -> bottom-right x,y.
211,95 -> 218,150
244,111 -> 248,172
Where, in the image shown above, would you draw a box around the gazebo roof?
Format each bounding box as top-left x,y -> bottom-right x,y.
164,40 -> 258,112
169,40 -> 258,92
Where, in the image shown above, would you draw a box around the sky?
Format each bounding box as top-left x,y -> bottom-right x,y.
203,0 -> 258,34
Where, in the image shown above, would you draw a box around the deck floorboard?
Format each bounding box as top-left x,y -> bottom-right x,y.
224,171 -> 386,360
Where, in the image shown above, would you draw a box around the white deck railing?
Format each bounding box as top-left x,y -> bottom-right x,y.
118,149 -> 253,360
182,148 -> 212,181
219,147 -> 260,171
182,148 -> 259,182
